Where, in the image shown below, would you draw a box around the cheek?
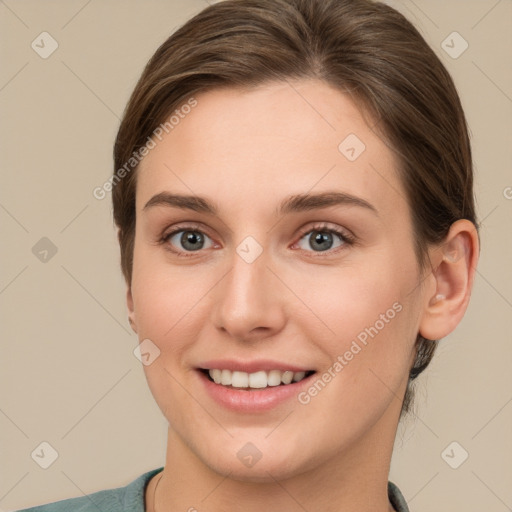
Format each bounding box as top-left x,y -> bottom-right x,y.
293,250 -> 421,408
295,251 -> 418,347
131,257 -> 205,419
131,241 -> 202,340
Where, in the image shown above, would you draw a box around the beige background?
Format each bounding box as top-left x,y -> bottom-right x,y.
1,1 -> 511,511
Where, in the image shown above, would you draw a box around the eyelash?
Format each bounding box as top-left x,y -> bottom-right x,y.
160,222 -> 355,259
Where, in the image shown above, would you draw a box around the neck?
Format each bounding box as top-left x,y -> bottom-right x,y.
148,402 -> 401,512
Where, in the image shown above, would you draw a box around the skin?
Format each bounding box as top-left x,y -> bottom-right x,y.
125,79 -> 478,512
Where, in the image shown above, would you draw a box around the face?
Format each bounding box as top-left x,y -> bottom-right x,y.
128,79 -> 429,481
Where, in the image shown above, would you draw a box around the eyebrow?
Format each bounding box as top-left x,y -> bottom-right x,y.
143,191 -> 378,216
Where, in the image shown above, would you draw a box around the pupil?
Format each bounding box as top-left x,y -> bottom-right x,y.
182,231 -> 203,251
311,231 -> 332,251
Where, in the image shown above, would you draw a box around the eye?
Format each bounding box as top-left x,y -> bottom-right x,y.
163,226 -> 215,256
294,223 -> 353,254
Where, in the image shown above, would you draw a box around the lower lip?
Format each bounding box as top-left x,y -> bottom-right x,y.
197,370 -> 315,412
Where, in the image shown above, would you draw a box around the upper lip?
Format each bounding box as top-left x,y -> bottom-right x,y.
198,359 -> 314,374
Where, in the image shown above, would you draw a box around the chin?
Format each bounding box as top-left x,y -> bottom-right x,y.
208,455 -> 302,483
195,435 -> 315,484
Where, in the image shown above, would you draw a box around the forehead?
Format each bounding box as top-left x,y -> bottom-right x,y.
136,79 -> 406,220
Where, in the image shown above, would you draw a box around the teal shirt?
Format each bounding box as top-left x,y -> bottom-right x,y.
15,467 -> 410,511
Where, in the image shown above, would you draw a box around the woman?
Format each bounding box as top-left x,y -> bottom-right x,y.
17,0 -> 479,510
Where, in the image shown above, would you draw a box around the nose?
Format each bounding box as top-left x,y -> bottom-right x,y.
211,247 -> 286,342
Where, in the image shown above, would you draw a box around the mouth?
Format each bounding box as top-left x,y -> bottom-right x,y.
199,368 -> 316,390
196,363 -> 318,412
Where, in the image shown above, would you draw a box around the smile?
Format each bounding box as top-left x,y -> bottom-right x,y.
204,369 -> 315,389
197,365 -> 317,412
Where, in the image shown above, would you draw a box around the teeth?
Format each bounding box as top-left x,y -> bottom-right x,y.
267,370 -> 282,386
293,371 -> 306,382
232,371 -> 249,388
249,370 -> 267,388
207,369 -> 310,388
221,369 -> 231,386
281,370 -> 293,384
211,369 -> 222,384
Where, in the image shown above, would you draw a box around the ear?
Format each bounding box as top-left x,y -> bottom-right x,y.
127,285 -> 138,334
419,219 -> 479,340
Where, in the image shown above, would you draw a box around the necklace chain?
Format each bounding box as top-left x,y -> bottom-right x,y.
152,472 -> 164,512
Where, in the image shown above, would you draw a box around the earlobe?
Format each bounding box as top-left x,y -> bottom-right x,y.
419,219 -> 479,341
126,286 -> 138,334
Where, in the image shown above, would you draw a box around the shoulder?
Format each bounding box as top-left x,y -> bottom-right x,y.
14,467 -> 164,512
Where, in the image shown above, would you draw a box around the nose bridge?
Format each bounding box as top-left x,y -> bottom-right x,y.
213,241 -> 284,339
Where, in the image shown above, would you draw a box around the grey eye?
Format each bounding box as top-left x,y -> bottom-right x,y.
297,230 -> 345,252
168,230 -> 214,252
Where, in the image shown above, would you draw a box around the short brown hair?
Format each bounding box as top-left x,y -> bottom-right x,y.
113,0 -> 477,417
